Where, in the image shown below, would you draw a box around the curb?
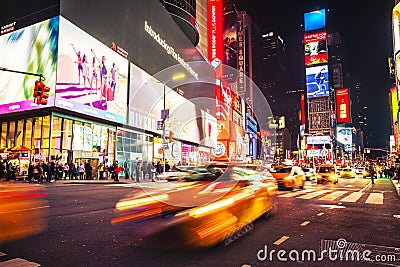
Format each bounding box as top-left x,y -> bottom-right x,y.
390,178 -> 400,197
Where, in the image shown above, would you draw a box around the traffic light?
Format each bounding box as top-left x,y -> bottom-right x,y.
39,85 -> 50,105
33,80 -> 49,105
33,80 -> 43,99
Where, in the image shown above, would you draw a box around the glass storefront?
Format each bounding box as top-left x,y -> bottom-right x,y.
0,112 -> 116,176
115,127 -> 153,179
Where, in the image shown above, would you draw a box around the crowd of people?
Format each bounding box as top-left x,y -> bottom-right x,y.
0,158 -> 176,183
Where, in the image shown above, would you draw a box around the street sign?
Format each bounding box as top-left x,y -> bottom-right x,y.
157,120 -> 164,130
161,109 -> 169,119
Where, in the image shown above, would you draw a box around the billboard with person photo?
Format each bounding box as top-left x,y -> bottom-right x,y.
306,65 -> 329,99
55,17 -> 128,124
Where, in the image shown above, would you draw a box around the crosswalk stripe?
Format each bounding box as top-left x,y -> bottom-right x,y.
365,193 -> 384,204
318,191 -> 348,201
0,258 -> 40,267
0,252 -> 6,257
278,189 -> 313,198
340,192 -> 364,202
297,189 -> 331,199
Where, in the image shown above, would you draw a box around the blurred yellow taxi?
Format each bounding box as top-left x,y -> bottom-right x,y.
269,165 -> 306,190
316,164 -> 339,184
112,164 -> 276,248
339,167 -> 356,178
0,182 -> 49,243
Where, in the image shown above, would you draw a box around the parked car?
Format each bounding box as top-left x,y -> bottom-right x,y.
270,165 -> 306,190
316,164 -> 338,184
302,167 -> 317,181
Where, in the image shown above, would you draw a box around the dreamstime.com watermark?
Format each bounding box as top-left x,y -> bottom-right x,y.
257,238 -> 398,263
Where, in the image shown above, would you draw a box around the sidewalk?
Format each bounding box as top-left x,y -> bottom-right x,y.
61,177 -> 167,186
370,177 -> 400,198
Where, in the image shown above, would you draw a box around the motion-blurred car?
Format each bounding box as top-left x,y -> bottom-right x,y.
270,165 -> 305,190
0,182 -> 49,243
339,167 -> 356,178
301,167 -> 317,181
112,164 -> 276,248
316,164 -> 338,184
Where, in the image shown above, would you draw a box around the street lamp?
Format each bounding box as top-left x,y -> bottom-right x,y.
158,73 -> 186,173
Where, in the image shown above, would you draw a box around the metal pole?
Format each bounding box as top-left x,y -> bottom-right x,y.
162,82 -> 166,174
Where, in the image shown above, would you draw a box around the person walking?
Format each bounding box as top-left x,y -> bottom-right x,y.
78,163 -> 85,180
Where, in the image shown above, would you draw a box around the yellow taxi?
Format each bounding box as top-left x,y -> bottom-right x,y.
339,167 -> 356,178
316,164 -> 339,184
269,165 -> 306,190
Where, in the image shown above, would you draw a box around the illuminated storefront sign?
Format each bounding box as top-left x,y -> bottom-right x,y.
236,15 -> 245,94
335,88 -> 351,123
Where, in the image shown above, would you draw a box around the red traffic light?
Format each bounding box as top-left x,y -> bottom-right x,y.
33,80 -> 50,105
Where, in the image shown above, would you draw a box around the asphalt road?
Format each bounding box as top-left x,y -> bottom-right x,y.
0,176 -> 399,267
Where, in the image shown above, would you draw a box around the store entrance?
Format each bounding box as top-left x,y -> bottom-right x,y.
76,158 -> 99,179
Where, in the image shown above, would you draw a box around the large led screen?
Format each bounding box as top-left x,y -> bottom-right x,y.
304,9 -> 326,32
304,32 -> 327,66
56,17 -> 128,124
306,65 -> 329,99
335,88 -> 351,123
337,127 -> 352,152
128,63 -> 217,145
0,17 -> 58,114
222,10 -> 238,84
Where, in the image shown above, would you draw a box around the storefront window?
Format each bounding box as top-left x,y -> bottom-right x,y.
63,119 -> 73,150
1,122 -> 7,148
25,119 -> 33,149
16,120 -> 24,147
52,117 -> 62,157
33,117 -> 42,149
42,116 -> 51,149
7,121 -> 15,148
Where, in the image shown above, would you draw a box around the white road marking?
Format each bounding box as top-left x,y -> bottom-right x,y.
319,191 -> 348,201
317,212 -> 324,216
340,192 -> 364,202
360,182 -> 372,193
320,204 -> 346,209
0,258 -> 40,267
297,190 -> 331,199
300,221 -> 310,226
278,189 -> 313,198
393,215 -> 400,219
365,193 -> 384,204
273,235 -> 289,245
0,252 -> 6,257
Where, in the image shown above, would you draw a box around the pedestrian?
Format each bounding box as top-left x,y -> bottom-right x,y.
369,164 -> 375,184
78,163 -> 85,180
64,163 -> 70,179
85,161 -> 92,180
396,166 -> 400,183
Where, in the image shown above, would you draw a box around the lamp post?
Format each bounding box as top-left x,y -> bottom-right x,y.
158,73 -> 185,174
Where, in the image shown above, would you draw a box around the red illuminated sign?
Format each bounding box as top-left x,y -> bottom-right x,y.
335,88 -> 351,123
304,32 -> 326,43
300,94 -> 306,125
207,0 -> 223,77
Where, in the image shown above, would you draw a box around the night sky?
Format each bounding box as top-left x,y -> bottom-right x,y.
234,0 -> 395,148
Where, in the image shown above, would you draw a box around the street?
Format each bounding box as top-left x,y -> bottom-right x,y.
0,176 -> 399,267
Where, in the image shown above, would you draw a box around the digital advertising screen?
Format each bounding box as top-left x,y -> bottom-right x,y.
128,63 -> 217,145
222,10 -> 238,84
0,17 -> 58,114
336,127 -> 352,152
55,17 -> 128,124
335,88 -> 351,123
304,31 -> 327,66
304,9 -> 326,32
306,65 -> 329,99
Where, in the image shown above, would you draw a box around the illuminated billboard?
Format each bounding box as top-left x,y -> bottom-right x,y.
207,0 -> 223,75
304,9 -> 326,32
0,17 -> 58,114
222,10 -> 238,84
306,65 -> 329,98
390,86 -> 398,146
335,88 -> 351,123
128,62 -> 217,145
55,17 -> 129,124
336,127 -> 352,152
304,31 -> 327,66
